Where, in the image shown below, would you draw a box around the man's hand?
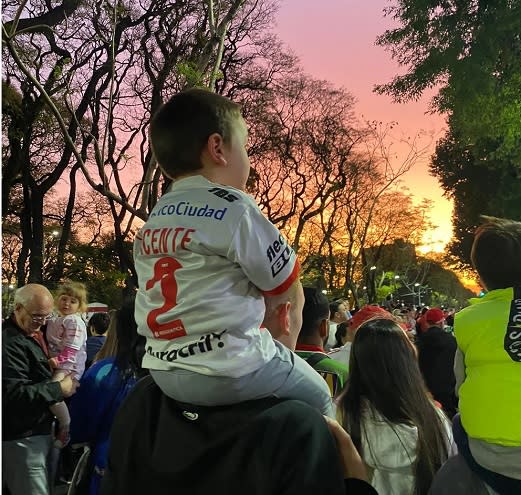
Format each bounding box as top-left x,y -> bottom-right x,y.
323,416 -> 367,481
54,425 -> 71,449
59,374 -> 80,398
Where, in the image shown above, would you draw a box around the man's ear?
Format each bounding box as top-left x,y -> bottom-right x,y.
262,301 -> 290,339
277,302 -> 291,337
319,318 -> 328,339
206,133 -> 227,166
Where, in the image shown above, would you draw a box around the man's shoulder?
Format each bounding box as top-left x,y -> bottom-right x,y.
315,354 -> 348,374
2,319 -> 24,342
104,378 -> 346,495
297,350 -> 348,374
296,349 -> 324,359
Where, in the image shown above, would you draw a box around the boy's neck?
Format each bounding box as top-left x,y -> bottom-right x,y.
174,170 -> 237,190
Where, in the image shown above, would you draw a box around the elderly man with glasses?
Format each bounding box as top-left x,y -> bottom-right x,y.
2,283 -> 79,495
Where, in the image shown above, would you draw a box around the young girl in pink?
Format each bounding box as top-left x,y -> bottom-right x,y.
46,281 -> 88,446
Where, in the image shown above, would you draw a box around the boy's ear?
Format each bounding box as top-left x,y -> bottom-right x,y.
206,132 -> 227,166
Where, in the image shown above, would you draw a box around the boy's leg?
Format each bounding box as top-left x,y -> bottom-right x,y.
269,341 -> 334,417
150,341 -> 333,416
49,402 -> 70,447
453,414 -> 521,494
428,454 -> 493,495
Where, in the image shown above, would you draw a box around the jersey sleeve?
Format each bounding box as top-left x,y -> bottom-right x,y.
227,204 -> 299,295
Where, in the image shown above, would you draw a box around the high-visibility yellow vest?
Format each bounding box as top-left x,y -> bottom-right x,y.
455,287 -> 521,446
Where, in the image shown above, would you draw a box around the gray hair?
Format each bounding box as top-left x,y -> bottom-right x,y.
13,284 -> 53,307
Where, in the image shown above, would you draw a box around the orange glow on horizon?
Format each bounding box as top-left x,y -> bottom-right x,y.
275,1 -> 454,265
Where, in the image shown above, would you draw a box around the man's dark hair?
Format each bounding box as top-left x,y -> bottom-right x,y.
150,88 -> 242,179
114,296 -> 148,381
471,216 -> 521,290
300,287 -> 330,339
88,312 -> 111,336
334,322 -> 348,348
329,299 -> 345,319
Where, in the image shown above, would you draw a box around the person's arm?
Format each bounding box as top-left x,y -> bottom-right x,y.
324,417 -> 367,480
324,417 -> 379,494
3,340 -> 64,409
227,204 -> 300,340
453,347 -> 466,397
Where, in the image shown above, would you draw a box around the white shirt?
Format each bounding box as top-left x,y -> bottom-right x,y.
134,176 -> 299,377
361,404 -> 453,495
328,342 -> 351,369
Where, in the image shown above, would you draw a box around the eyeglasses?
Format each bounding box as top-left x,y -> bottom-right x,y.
21,306 -> 53,323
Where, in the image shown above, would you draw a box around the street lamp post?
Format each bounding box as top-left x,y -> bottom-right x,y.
368,266 -> 377,304
414,283 -> 421,306
394,275 -> 400,301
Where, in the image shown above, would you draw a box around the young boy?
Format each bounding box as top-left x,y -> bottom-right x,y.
453,216 -> 521,492
134,88 -> 332,415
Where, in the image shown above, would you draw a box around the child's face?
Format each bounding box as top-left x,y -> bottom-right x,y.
223,116 -> 250,191
57,294 -> 80,316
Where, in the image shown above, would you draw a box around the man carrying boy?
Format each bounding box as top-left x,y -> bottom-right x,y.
133,88 -> 332,415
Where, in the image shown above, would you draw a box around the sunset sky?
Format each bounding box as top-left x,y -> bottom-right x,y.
273,0 -> 452,252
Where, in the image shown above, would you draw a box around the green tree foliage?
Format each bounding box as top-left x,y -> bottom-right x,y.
430,129 -> 521,268
375,0 -> 521,162
376,0 -> 521,267
60,238 -> 129,308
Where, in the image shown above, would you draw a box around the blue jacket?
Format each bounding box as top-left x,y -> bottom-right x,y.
69,358 -> 138,495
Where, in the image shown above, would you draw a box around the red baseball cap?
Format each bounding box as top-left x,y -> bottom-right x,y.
349,305 -> 394,331
425,307 -> 445,324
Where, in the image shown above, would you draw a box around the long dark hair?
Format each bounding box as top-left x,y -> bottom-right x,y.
113,296 -> 148,382
338,318 -> 449,495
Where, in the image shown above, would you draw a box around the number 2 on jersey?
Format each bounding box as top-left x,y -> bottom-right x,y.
145,257 -> 187,340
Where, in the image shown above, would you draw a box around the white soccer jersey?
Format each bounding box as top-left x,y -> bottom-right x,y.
134,175 -> 299,377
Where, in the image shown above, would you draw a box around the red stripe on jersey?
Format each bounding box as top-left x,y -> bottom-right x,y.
261,259 -> 300,296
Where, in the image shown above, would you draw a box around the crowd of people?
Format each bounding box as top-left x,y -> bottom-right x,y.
3,88 -> 520,495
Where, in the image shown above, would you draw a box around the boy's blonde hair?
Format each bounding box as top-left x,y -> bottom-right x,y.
55,281 -> 88,313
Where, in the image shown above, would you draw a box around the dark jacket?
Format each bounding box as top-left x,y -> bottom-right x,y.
2,316 -> 63,440
86,335 -> 106,368
102,376 -> 378,495
416,325 -> 458,418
